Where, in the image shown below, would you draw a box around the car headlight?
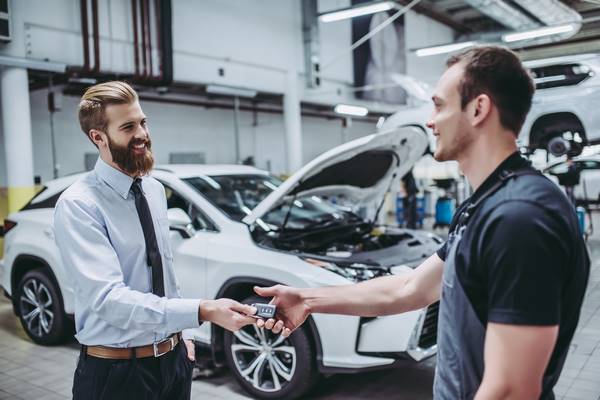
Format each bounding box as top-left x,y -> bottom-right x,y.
301,257 -> 389,282
572,65 -> 591,75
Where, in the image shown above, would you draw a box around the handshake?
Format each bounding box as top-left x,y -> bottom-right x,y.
198,285 -> 306,338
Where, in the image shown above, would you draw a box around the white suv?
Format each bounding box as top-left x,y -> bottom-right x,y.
0,127 -> 441,400
520,54 -> 600,150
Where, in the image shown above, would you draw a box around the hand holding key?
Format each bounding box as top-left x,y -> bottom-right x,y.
253,285 -> 309,337
251,302 -> 288,335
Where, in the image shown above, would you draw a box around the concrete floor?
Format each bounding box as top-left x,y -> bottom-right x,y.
1,231 -> 600,399
0,294 -> 436,400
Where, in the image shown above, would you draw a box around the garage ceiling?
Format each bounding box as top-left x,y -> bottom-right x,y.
402,0 -> 600,59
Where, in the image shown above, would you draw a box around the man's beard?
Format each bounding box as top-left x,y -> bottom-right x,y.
106,134 -> 154,176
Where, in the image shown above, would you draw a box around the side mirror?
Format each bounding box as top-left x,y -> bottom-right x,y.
167,208 -> 195,238
168,208 -> 192,226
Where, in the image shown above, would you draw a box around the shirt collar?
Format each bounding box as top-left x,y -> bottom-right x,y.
94,157 -> 135,199
470,151 -> 531,203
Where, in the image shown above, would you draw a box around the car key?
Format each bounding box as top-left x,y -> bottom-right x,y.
251,303 -> 277,319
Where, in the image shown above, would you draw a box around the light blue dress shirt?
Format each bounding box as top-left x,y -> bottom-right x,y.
53,158 -> 200,347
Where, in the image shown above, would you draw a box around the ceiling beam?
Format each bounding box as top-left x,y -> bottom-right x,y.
395,0 -> 472,33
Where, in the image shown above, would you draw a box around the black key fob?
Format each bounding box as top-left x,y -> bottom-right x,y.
252,303 -> 277,319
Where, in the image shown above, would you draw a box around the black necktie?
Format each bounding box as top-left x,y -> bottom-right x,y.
131,178 -> 165,297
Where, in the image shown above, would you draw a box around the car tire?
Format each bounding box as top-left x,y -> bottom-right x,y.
223,295 -> 319,399
17,269 -> 68,345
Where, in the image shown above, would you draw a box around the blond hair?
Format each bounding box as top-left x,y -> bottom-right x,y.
78,81 -> 138,142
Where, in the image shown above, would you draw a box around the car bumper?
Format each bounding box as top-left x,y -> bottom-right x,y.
356,302 -> 438,361
316,302 -> 439,371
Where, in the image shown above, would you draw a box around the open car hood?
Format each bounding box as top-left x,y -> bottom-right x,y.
242,127 -> 428,225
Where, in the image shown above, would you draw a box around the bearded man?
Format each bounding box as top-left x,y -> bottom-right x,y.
53,81 -> 262,400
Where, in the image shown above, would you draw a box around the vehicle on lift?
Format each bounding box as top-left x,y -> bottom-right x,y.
382,54 -> 600,154
520,54 -> 600,151
0,127 -> 441,400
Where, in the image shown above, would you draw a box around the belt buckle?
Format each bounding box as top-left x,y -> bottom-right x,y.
153,336 -> 175,357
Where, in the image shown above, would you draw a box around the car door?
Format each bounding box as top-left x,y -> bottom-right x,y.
160,183 -> 217,301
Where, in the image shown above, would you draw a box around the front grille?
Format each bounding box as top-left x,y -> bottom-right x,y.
418,301 -> 439,348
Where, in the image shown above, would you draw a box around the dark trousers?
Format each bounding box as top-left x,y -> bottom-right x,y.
73,342 -> 194,400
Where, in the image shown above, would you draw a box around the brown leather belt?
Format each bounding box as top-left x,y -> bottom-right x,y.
85,333 -> 181,359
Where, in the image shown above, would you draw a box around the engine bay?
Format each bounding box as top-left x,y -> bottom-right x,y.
253,223 -> 442,268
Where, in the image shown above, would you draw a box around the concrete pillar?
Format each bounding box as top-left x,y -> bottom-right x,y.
1,67 -> 35,213
283,69 -> 303,173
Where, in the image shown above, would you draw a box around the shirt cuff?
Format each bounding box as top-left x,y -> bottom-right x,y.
182,329 -> 196,340
165,298 -> 202,333
488,309 -> 559,326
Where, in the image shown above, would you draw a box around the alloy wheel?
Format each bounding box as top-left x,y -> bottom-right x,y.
230,324 -> 296,392
19,278 -> 54,338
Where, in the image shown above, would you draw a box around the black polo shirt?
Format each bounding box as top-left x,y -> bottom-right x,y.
437,152 -> 590,397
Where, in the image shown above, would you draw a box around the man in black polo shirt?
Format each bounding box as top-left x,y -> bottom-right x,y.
254,46 -> 590,399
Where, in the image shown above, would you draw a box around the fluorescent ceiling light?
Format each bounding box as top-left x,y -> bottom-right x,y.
68,77 -> 97,85
334,104 -> 369,117
206,84 -> 257,98
319,1 -> 395,23
502,24 -> 574,43
415,41 -> 477,57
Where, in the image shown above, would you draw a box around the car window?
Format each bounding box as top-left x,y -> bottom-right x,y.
183,174 -> 282,221
581,161 -> 600,170
530,63 -> 592,90
161,183 -> 218,232
261,194 -> 361,231
21,188 -> 65,211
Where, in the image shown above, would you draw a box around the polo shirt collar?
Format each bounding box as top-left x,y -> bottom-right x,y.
470,151 -> 531,203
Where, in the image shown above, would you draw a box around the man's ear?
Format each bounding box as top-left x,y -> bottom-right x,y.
89,129 -> 106,148
470,94 -> 492,127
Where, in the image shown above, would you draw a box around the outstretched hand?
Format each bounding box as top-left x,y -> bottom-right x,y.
254,285 -> 311,337
199,298 -> 257,332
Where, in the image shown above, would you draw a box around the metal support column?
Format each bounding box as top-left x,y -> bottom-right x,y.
283,69 -> 303,173
233,96 -> 241,163
302,0 -> 320,88
1,67 -> 36,213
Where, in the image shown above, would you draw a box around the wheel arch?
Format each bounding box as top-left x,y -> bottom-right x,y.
10,254 -> 63,317
529,112 -> 586,149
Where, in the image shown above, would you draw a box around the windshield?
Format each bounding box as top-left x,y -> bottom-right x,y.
259,195 -> 362,231
183,174 -> 282,221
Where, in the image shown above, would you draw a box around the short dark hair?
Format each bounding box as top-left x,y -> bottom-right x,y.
446,46 -> 534,135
